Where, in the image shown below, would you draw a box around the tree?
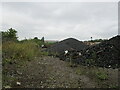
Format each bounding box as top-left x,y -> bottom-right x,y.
41,37 -> 44,42
2,28 -> 18,42
34,37 -> 38,40
91,37 -> 92,41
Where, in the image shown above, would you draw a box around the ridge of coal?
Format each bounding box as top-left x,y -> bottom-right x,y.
52,35 -> 120,68
47,38 -> 88,54
108,35 -> 120,51
79,35 -> 120,68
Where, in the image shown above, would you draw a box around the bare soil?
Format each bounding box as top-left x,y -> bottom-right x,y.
3,56 -> 119,88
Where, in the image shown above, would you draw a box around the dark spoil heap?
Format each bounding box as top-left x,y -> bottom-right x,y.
82,35 -> 120,68
47,36 -> 120,68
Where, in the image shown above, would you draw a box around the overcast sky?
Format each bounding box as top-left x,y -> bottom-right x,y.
1,2 -> 118,41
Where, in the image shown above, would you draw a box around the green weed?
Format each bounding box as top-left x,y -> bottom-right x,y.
75,68 -> 82,75
96,71 -> 108,80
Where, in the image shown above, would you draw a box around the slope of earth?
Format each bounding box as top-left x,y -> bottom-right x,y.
47,38 -> 88,54
3,56 -> 118,88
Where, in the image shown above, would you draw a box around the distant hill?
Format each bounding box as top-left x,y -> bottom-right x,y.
45,40 -> 58,43
47,38 -> 88,54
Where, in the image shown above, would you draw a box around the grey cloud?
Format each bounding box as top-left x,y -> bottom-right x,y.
2,2 -> 118,41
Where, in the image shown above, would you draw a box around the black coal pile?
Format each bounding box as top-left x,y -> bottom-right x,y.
47,35 -> 119,68
81,35 -> 120,68
47,38 -> 88,54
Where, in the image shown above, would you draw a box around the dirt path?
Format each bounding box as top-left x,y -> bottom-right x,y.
13,56 -> 98,88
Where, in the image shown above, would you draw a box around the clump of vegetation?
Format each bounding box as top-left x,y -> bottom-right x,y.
88,38 -> 108,42
20,37 -> 43,47
45,41 -> 57,47
2,28 -> 51,66
66,59 -> 77,67
2,28 -> 52,88
95,71 -> 108,80
2,41 -> 40,65
40,51 -> 49,56
75,68 -> 82,75
85,59 -> 95,66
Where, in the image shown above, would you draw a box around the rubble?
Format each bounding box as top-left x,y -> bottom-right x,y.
16,81 -> 21,86
4,85 -> 11,88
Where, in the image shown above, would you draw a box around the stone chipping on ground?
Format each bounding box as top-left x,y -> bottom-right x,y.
3,56 -> 118,88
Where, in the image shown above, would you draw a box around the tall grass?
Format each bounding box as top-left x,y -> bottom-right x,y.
2,41 -> 40,65
2,40 -> 47,87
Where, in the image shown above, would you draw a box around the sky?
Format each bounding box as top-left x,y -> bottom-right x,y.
1,2 -> 118,41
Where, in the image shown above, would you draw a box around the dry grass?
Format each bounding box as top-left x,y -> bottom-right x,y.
2,41 -> 40,65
